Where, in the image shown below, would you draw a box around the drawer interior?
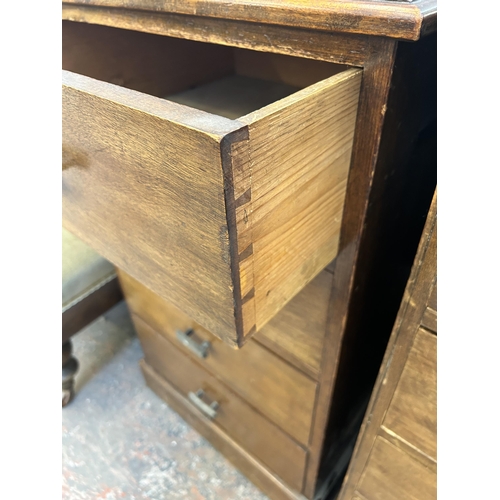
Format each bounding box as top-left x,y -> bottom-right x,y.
63,21 -> 348,119
63,20 -> 362,346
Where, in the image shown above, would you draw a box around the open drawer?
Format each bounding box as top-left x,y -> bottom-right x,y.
62,21 -> 362,347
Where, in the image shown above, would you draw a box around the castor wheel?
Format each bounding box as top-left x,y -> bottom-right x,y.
62,341 -> 79,407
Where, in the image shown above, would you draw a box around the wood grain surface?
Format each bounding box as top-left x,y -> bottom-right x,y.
235,69 -> 362,339
119,265 -> 331,380
303,38 -> 398,498
255,269 -> 333,380
62,7 -> 373,66
63,22 -> 361,346
62,70 -> 247,346
135,316 -> 308,492
382,327 -> 437,462
119,270 -> 317,445
356,437 -> 436,500
141,360 -> 307,500
62,0 -> 437,40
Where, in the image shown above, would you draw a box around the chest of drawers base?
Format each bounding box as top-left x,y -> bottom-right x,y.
118,267 -> 333,499
140,360 -> 306,500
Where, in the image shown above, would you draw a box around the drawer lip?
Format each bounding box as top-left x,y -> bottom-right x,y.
63,61 -> 362,347
134,315 -> 308,491
62,69 -> 246,138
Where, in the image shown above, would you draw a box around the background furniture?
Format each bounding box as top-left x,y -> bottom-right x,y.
62,1 -> 437,497
337,191 -> 437,500
62,228 -> 123,406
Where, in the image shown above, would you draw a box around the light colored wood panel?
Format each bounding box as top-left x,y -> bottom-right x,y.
383,328 -> 437,460
62,20 -> 234,97
62,70 -> 246,346
237,69 -> 362,333
379,427 -> 436,474
167,75 -> 300,120
141,360 -> 307,500
118,270 -> 317,445
428,281 -> 437,311
421,306 -> 437,333
353,493 -> 369,500
135,317 -> 307,492
357,437 -> 436,500
255,270 -> 333,379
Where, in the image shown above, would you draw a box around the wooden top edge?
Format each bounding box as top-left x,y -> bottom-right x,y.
62,0 -> 437,40
238,68 -> 362,125
62,70 -> 246,139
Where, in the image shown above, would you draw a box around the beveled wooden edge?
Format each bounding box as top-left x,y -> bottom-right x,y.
62,0 -> 436,40
220,128 -> 252,347
62,6 -> 372,67
336,191 -> 437,500
238,68 -> 363,126
140,359 -> 307,500
62,70 -> 245,139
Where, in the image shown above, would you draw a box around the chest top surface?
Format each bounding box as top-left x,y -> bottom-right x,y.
62,0 -> 437,40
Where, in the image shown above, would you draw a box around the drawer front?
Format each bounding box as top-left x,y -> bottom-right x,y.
62,21 -> 361,347
134,314 -> 307,492
118,265 -> 331,380
120,269 -> 317,445
357,437 -> 436,500
382,328 -> 437,461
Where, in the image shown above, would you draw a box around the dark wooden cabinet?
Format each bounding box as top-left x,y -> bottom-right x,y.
62,2 -> 437,498
337,192 -> 437,500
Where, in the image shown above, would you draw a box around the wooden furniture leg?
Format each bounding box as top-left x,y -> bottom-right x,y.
62,340 -> 79,407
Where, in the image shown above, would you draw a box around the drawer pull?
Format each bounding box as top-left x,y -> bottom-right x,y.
188,389 -> 219,419
176,328 -> 210,358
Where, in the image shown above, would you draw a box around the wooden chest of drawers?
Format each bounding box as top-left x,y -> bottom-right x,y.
62,1 -> 437,498
117,266 -> 334,498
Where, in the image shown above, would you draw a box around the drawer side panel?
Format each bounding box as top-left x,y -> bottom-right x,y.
63,72 -> 242,344
237,69 -> 362,335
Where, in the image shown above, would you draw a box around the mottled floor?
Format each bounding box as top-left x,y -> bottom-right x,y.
62,301 -> 269,500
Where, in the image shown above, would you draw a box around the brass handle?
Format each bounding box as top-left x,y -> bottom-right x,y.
176,328 -> 210,358
188,389 -> 219,419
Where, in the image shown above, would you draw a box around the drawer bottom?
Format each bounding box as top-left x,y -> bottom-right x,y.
141,360 -> 307,500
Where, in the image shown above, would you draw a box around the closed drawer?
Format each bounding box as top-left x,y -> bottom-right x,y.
134,315 -> 307,492
357,437 -> 436,500
119,269 -> 317,445
125,273 -> 317,445
62,21 -> 362,348
117,265 -> 331,380
382,328 -> 437,461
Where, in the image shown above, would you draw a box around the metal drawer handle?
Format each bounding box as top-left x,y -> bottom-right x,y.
188,389 -> 219,419
176,328 -> 210,358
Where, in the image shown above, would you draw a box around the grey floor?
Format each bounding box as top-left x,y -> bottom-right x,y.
62,301 -> 269,500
